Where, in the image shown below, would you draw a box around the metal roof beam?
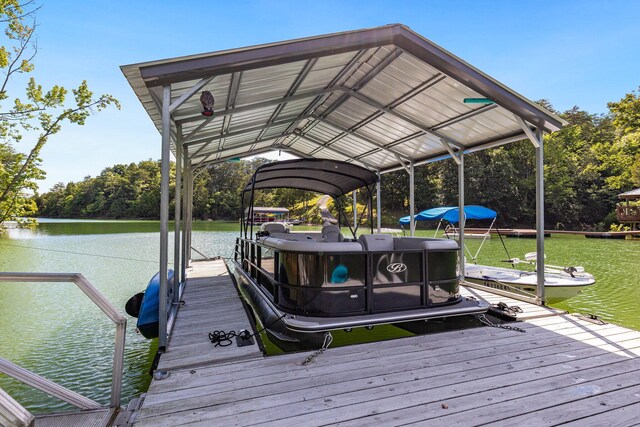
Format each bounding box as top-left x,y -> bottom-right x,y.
513,114 -> 540,148
353,131 -> 425,163
190,133 -> 292,164
392,28 -> 565,132
138,26 -> 400,87
219,71 -> 243,151
291,48 -> 403,141
185,113 -> 314,152
387,73 -> 447,109
344,88 -> 465,149
194,146 -> 279,171
296,132 -> 378,170
440,139 -> 461,165
169,77 -> 215,114
431,103 -> 498,131
380,131 -> 527,174
253,58 -> 318,150
175,86 -> 337,126
274,51 -> 368,147
281,48 -> 403,157
313,115 -> 411,162
304,73 -> 446,163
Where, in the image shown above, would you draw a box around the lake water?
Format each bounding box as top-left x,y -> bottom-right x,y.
0,220 -> 638,412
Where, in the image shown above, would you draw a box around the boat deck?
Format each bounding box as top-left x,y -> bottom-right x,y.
132,259 -> 640,426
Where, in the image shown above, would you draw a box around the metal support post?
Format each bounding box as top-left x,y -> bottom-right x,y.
352,191 -> 357,230
186,164 -> 194,266
180,149 -> 189,284
409,162 -> 415,236
535,128 -> 546,304
457,151 -> 465,277
173,130 -> 182,300
159,84 -> 171,350
376,177 -> 381,233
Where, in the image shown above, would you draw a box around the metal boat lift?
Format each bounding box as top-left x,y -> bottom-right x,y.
122,24 -> 567,350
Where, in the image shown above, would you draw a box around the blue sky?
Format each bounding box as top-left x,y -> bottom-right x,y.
20,0 -> 640,191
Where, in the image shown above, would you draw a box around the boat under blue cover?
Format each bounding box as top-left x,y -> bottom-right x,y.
137,270 -> 174,339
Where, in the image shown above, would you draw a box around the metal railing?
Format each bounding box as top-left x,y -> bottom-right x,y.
0,272 -> 126,416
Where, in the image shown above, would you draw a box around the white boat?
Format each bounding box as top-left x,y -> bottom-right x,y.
465,253 -> 596,304
398,206 -> 596,303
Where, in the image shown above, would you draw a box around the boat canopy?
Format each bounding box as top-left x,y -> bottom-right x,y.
243,158 -> 379,197
399,205 -> 496,225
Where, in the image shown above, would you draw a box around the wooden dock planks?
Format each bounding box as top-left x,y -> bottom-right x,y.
133,260 -> 640,426
154,261 -> 262,373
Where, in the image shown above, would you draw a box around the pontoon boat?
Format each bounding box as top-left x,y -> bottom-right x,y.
226,159 -> 489,349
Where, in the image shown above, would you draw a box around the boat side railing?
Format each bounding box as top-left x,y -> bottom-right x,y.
234,236 -> 460,315
0,272 -> 126,416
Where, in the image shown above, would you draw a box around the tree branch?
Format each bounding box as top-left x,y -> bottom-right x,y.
0,97 -> 112,209
0,19 -> 35,96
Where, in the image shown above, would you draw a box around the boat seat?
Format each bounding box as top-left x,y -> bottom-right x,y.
262,222 -> 288,234
261,236 -> 363,252
420,239 -> 458,251
358,234 -> 395,251
322,225 -> 343,242
268,232 -> 315,241
393,237 -> 459,251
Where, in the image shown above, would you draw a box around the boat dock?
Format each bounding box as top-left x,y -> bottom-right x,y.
461,227 -> 640,239
128,259 -> 640,426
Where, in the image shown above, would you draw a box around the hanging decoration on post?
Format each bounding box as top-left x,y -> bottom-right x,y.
200,90 -> 215,117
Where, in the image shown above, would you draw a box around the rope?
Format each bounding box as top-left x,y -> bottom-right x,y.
0,241 -> 160,264
208,313 -> 286,348
494,301 -> 524,317
208,330 -> 238,347
0,241 -> 232,265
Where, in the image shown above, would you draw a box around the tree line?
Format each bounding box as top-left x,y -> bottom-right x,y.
34,89 -> 640,231
2,3 -> 638,231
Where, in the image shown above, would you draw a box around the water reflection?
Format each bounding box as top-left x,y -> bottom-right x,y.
1,220 -> 638,413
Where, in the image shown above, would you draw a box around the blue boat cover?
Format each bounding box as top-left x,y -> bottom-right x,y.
399,205 -> 497,225
137,269 -> 174,339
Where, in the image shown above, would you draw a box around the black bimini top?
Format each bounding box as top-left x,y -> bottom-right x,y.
243,159 -> 379,197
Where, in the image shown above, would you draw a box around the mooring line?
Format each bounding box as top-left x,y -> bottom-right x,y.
0,241 -> 160,264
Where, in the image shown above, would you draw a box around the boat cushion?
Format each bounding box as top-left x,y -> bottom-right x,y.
358,234 -> 395,251
420,239 -> 458,251
262,222 -> 287,233
261,237 -> 363,252
322,225 -> 343,242
392,237 -> 458,251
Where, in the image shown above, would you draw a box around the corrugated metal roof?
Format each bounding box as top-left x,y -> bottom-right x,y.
121,24 -> 566,173
619,188 -> 640,198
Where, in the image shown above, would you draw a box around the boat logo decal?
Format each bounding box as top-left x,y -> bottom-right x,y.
386,263 -> 407,273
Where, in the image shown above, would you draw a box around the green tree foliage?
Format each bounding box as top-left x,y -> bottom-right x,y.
35,89 -> 640,231
0,1 -> 119,227
38,160 -> 164,219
